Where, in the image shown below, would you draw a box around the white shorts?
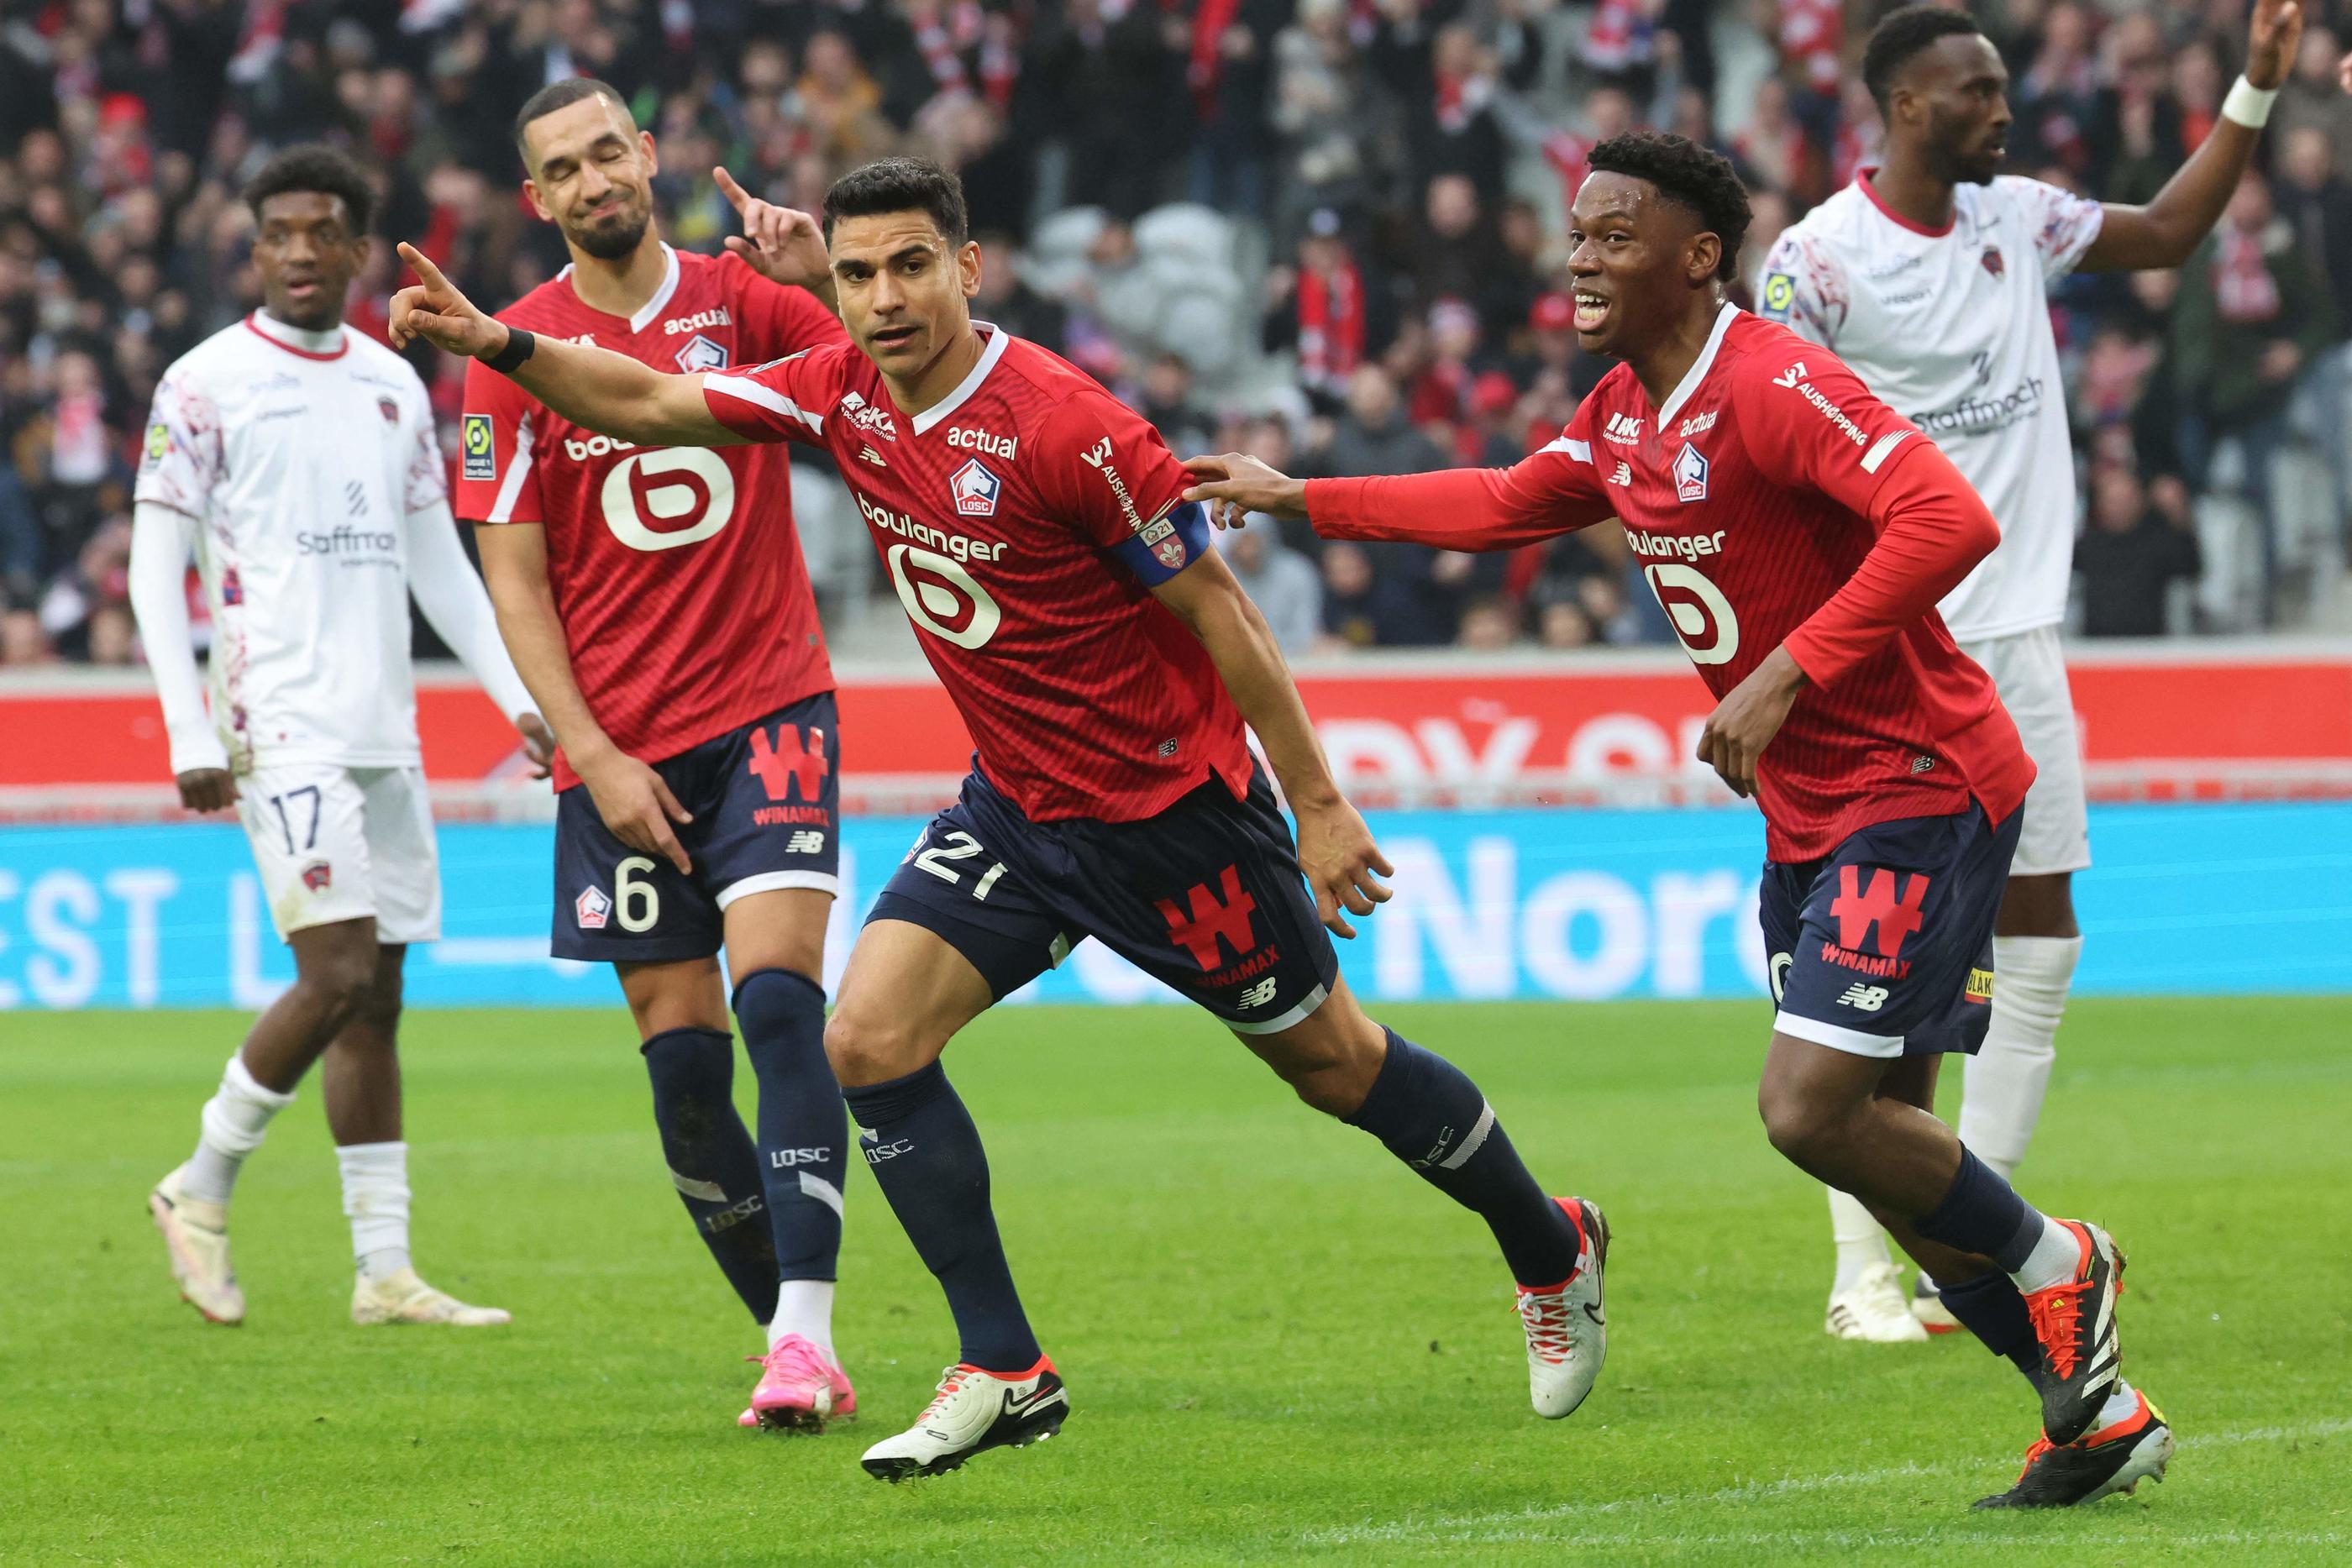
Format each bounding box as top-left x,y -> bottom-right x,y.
235,763 -> 441,943
1959,625 -> 2091,878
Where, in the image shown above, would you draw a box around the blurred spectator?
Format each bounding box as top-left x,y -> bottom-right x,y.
2076,467 -> 2203,637
1139,352 -> 1215,459
1326,365 -> 1446,480
1457,595 -> 1521,651
1226,520 -> 1322,656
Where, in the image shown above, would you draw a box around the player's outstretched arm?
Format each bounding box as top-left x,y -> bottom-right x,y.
390,243 -> 743,449
2078,0 -> 2302,271
474,522 -> 694,872
1152,550 -> 1392,939
1184,445 -> 1614,548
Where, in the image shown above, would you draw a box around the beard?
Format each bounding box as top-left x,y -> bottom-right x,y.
568,202 -> 651,260
1926,112 -> 2003,186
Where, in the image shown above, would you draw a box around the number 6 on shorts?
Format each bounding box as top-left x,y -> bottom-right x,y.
616,854 -> 661,932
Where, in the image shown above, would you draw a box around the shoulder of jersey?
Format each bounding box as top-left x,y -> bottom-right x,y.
170,317 -> 265,379
492,274 -> 585,328
1783,182 -> 1870,244
348,330 -> 426,382
990,333 -> 1130,434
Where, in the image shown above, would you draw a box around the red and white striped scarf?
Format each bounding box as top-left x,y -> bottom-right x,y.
1298,257 -> 1365,391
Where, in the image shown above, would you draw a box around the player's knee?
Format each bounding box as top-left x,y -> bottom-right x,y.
299,944 -> 380,1015
822,1004 -> 932,1089
352,971 -> 403,1033
1758,1077 -> 1845,1170
1257,1009 -> 1384,1118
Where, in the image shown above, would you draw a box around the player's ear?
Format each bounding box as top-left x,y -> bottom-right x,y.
1690,233 -> 1721,289
959,239 -> 983,301
522,178 -> 555,224
638,129 -> 659,177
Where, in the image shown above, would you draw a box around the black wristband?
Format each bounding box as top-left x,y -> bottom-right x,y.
483,327 -> 535,375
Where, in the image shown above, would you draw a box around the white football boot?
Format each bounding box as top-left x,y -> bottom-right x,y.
860,1356 -> 1068,1481
1516,1196 -> 1609,1419
1911,1269 -> 1964,1334
1826,1259 -> 1931,1342
149,1165 -> 244,1324
352,1267 -> 512,1326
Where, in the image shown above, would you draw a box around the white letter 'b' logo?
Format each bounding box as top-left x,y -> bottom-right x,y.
1643,563 -> 1740,664
888,545 -> 1001,648
601,448 -> 736,551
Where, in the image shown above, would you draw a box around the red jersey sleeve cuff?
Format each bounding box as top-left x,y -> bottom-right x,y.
1302,476 -> 1371,538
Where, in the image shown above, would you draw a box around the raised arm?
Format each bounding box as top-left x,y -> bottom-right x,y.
2076,0 -> 2301,272
1151,548 -> 1392,940
389,243 -> 741,448
1184,438 -> 1617,548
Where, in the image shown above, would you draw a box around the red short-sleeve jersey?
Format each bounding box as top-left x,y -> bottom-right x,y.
456,247 -> 844,788
703,324 -> 1251,823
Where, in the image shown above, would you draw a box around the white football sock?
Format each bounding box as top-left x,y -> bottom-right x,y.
185,1054 -> 296,1205
1827,1187 -> 1893,1295
2010,1214 -> 2083,1294
769,1278 -> 836,1355
337,1141 -> 412,1282
1959,936 -> 2080,1177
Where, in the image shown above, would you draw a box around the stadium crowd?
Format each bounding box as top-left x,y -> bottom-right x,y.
3,0 -> 2349,666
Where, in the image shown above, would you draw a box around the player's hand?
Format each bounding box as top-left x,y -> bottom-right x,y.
1181,453 -> 1309,530
515,713 -> 556,780
1292,794 -> 1394,940
714,167 -> 832,294
389,243 -> 507,360
576,748 -> 695,874
1696,645 -> 1808,800
2244,0 -> 2303,89
175,768 -> 238,813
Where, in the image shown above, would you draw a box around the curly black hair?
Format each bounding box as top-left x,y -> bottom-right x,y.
823,157 -> 969,246
1585,132 -> 1751,284
241,144 -> 375,233
1862,5 -> 1986,113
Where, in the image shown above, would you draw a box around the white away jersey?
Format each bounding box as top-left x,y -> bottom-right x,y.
1758,173 -> 2103,638
136,315 -> 450,768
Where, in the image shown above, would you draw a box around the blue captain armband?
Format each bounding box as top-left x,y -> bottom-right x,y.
1110,500 -> 1214,585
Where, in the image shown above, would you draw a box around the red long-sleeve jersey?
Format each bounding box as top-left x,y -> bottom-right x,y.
1306,307 -> 2033,861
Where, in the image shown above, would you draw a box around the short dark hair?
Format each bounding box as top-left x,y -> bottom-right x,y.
513,78 -> 634,162
242,144 -> 375,232
1863,4 -> 1986,113
1586,132 -> 1751,283
822,157 -> 969,246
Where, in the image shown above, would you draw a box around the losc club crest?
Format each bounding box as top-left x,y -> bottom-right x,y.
673,333 -> 730,374
575,885 -> 612,930
1672,441 -> 1710,504
949,458 -> 1001,517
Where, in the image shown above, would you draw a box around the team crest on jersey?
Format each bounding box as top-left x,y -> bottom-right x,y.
301,862 -> 332,893
461,414 -> 496,481
220,566 -> 244,606
949,458 -> 1001,517
377,396 -> 399,424
1759,270 -> 1797,320
838,391 -> 900,441
673,333 -> 730,374
1673,442 -> 1710,504
575,885 -> 612,931
1981,246 -> 2005,277
1152,526 -> 1188,571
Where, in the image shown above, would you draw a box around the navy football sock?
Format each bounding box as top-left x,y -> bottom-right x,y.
733,968 -> 846,1282
843,1062 -> 1042,1372
1913,1147 -> 2051,1272
641,1025 -> 777,1320
1937,1271 -> 2042,1383
1344,1029 -> 1579,1287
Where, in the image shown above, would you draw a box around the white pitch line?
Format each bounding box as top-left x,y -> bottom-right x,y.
1297,1417 -> 2352,1548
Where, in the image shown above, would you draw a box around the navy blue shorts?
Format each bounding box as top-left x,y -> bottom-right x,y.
552,693 -> 840,963
1759,802 -> 2022,1059
869,765 -> 1340,1034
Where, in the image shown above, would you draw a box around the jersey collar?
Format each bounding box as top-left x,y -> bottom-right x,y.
244,311 -> 349,360
1856,167 -> 1957,239
910,322 -> 1009,437
556,243 -> 682,334
1654,302 -> 1739,429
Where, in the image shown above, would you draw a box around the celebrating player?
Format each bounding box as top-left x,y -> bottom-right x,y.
1760,0 -> 2304,1348
1188,133 -> 2166,1510
392,156 -> 1607,1480
129,145 -> 549,1329
454,80 -> 856,1431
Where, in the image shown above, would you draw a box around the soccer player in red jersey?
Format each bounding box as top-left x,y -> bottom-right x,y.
394,157 -> 1608,1479
1189,132 -> 2166,1511
451,81 -> 855,1431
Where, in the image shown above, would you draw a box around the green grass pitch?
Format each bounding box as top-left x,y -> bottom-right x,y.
3,997 -> 2347,1565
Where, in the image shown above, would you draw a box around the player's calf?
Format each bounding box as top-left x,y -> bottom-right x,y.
642,1025 -> 783,1320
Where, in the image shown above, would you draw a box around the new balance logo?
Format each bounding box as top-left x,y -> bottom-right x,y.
859,444 -> 888,467
1836,983 -> 1891,1012
1609,461 -> 1633,486
784,830 -> 827,855
1236,976 -> 1279,1009
1603,412 -> 1644,444
1773,360 -> 1809,388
